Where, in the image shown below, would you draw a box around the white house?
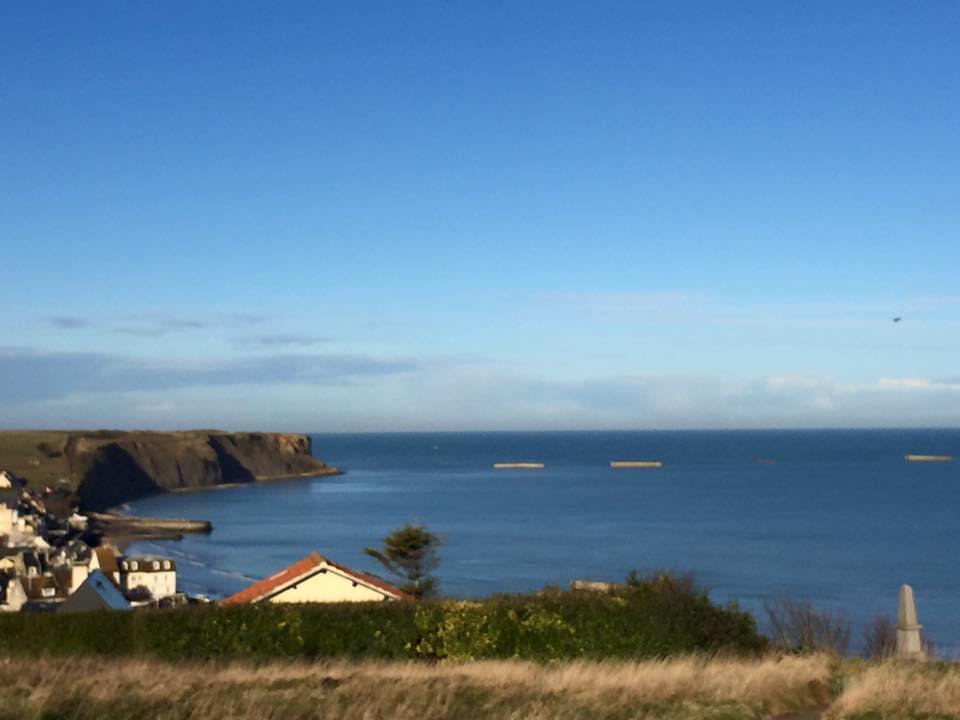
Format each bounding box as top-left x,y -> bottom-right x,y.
221,552 -> 413,606
51,540 -> 100,592
119,557 -> 177,599
0,505 -> 14,540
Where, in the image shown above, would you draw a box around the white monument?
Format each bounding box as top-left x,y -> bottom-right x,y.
896,584 -> 925,660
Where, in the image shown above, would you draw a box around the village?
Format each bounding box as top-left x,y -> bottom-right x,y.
0,468 -> 191,612
0,468 -> 411,614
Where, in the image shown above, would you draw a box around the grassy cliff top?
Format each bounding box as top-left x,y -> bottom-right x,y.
0,430 -> 77,489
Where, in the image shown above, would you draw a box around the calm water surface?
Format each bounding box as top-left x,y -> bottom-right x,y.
126,429 -> 960,652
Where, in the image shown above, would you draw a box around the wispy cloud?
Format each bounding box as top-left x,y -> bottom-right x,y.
335,369 -> 960,431
876,377 -> 960,391
47,316 -> 88,329
0,347 -> 416,403
114,313 -> 269,337
233,333 -> 332,348
4,353 -> 960,429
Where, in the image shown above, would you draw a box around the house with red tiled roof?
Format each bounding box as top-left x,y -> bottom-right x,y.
220,552 -> 414,606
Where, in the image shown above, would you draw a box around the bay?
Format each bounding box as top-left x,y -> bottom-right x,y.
125,429 -> 960,654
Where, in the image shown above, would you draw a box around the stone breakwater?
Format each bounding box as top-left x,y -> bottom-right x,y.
67,431 -> 339,511
88,512 -> 214,538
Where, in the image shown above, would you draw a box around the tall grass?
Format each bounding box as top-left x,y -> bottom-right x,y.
0,653 -> 834,720
7,653 -> 959,720
828,660 -> 960,719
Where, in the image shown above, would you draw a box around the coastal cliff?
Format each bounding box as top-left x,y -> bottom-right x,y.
71,432 -> 337,511
0,430 -> 338,512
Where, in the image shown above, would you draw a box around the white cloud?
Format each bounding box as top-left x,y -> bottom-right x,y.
3,348 -> 960,430
876,377 -> 960,391
0,347 -> 418,403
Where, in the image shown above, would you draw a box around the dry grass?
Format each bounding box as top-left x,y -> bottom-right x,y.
0,653 -> 834,720
12,651 -> 958,720
828,660 -> 960,719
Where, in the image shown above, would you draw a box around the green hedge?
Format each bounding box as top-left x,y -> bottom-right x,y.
0,575 -> 766,661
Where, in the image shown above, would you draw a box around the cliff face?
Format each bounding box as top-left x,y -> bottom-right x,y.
69,432 -> 336,511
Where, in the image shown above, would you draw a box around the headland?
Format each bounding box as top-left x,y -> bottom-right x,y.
0,430 -> 339,513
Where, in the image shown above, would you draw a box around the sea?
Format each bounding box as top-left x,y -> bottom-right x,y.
125,429 -> 960,654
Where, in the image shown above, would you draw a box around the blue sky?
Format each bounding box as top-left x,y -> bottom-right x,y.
2,1 -> 958,430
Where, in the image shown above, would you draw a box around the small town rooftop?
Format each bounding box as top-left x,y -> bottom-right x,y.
220,552 -> 414,605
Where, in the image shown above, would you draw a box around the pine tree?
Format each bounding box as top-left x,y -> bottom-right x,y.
363,523 -> 442,599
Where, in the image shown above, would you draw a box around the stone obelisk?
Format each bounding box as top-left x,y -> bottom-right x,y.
896,584 -> 924,660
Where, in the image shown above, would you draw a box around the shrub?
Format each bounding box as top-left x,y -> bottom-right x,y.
764,596 -> 851,655
408,573 -> 766,661
0,572 -> 766,662
861,614 -> 897,659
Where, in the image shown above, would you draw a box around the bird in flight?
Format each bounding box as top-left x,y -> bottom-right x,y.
892,317 -> 902,323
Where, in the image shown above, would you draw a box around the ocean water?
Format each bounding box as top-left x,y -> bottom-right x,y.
125,429 -> 960,653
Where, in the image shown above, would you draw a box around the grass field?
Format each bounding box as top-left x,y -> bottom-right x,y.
0,430 -> 73,488
828,658 -> 960,719
0,653 -> 836,720
4,652 -> 957,720
0,430 -> 215,490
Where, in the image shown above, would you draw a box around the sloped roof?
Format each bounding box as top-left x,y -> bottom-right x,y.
0,471 -> 23,490
322,556 -> 416,601
64,540 -> 95,563
220,552 -> 414,605
60,570 -> 130,613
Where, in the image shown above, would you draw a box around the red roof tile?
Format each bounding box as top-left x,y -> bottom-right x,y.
323,557 -> 416,602
220,552 -> 414,605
